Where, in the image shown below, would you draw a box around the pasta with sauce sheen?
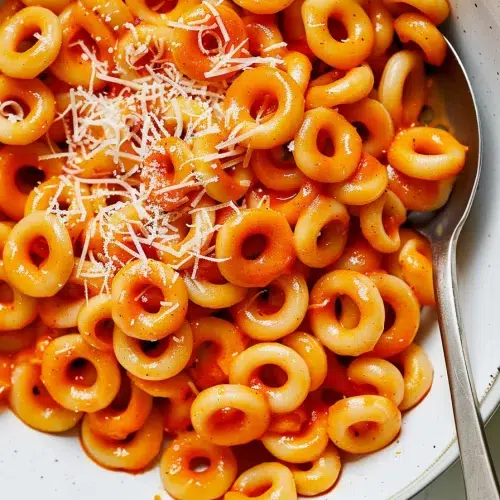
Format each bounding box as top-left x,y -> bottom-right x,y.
0,0 -> 465,497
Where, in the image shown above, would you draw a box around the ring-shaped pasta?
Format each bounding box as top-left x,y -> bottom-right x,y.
114,23 -> 173,80
305,65 -> 375,110
229,343 -> 311,414
19,0 -> 70,14
302,0 -> 374,69
294,108 -> 362,183
362,0 -> 394,57
111,259 -> 188,341
156,196 -> 217,271
80,0 -> 133,30
347,356 -> 404,406
0,145 -> 63,221
223,66 -> 305,149
243,14 -> 287,57
367,272 -> 420,358
387,165 -> 455,212
77,294 -> 114,352
25,176 -> 91,241
330,233 -> 383,273
309,270 -> 385,356
39,259 -> 103,329
183,264 -> 247,309
393,343 -> 434,410
261,402 -> 329,463
327,395 -> 401,453
193,133 -> 253,202
381,230 -> 418,280
190,384 -> 271,446
379,50 -> 426,128
245,182 -> 321,226
188,317 -> 247,389
282,331 -> 327,391
161,431 -> 238,500
250,146 -> 307,193
0,75 -> 55,145
394,13 -> 447,66
0,6 -> 62,79
327,153 -> 388,206
294,195 -> 350,268
387,126 -> 468,180
9,361 -> 83,432
0,264 -> 37,331
125,0 -> 198,26
340,98 -> 395,159
226,462 -> 297,500
140,137 -> 198,212
81,407 -> 164,471
41,333 -> 121,412
215,208 -> 296,288
50,2 -> 115,90
398,239 -> 435,306
84,204 -> 149,267
359,190 -> 406,253
86,377 -> 153,440
232,272 -> 309,341
287,442 -> 342,496
234,0 -> 294,14
113,322 -> 193,381
171,4 -> 248,81
383,0 -> 449,25
3,212 -> 73,298
283,51 -> 312,93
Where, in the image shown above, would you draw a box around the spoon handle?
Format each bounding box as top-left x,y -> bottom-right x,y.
433,238 -> 500,500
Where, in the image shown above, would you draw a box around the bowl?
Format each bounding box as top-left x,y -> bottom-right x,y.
1,1 -> 500,499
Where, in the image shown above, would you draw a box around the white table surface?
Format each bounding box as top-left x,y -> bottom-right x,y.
415,408 -> 500,499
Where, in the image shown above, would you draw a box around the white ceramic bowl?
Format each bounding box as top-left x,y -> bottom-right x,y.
1,1 -> 500,499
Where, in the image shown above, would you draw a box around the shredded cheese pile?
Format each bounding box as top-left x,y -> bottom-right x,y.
38,10 -> 286,293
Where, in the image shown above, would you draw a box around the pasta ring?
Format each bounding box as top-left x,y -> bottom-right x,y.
215,208 -> 296,288
309,270 -> 385,356
302,0 -> 374,69
0,6 -> 62,79
3,212 -> 74,298
226,462 -> 297,500
294,107 -> 362,183
327,395 -> 402,453
113,321 -> 193,381
387,126 -> 468,181
161,431 -> 237,500
190,384 -> 271,446
111,259 -> 188,341
41,333 -> 121,412
229,342 -> 311,414
81,407 -> 164,471
305,65 -> 374,110
293,195 -> 350,268
223,66 -> 305,149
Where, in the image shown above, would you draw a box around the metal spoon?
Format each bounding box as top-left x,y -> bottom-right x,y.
408,39 -> 500,499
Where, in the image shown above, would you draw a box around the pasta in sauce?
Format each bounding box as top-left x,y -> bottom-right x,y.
0,0 -> 464,498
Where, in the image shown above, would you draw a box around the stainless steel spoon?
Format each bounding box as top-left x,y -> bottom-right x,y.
408,39 -> 500,499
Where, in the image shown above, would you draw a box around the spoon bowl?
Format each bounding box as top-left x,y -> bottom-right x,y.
408,38 -> 481,238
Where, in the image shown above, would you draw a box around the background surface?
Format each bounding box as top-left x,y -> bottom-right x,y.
417,409 -> 500,499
